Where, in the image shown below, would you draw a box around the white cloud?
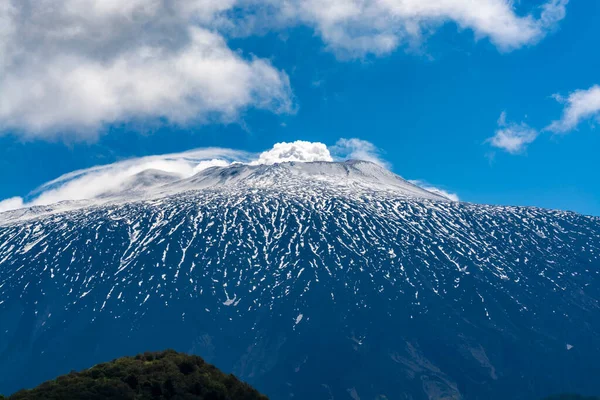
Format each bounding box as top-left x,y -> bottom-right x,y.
23,148 -> 251,208
255,0 -> 568,56
0,0 -> 569,139
487,112 -> 539,154
0,0 -> 292,139
546,85 -> 600,133
331,138 -> 389,167
254,140 -> 333,164
488,84 -> 600,154
408,180 -> 459,201
0,197 -> 24,213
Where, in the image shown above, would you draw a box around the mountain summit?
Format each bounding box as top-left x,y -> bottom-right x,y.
0,161 -> 449,225
160,160 -> 451,201
0,160 -> 599,399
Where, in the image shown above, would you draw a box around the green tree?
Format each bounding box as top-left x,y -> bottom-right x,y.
8,350 -> 267,400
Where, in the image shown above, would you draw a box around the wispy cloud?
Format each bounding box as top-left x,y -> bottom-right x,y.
0,141 -> 337,211
408,181 -> 459,201
488,83 -> 600,155
29,148 -> 251,207
487,112 -> 539,154
546,85 -> 600,133
331,138 -> 389,167
0,197 -> 24,213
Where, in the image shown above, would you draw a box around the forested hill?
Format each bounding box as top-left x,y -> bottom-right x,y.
3,350 -> 267,400
0,349 -> 596,400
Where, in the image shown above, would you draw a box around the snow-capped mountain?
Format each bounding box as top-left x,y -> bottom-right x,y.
0,161 -> 599,400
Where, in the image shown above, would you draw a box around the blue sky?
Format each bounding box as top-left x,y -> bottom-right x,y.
0,0 -> 599,215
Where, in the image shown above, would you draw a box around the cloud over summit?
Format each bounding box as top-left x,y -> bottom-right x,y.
0,139 -> 460,211
0,141 -> 337,211
255,141 -> 333,165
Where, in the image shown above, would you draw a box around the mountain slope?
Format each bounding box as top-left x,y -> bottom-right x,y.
0,161 -> 599,400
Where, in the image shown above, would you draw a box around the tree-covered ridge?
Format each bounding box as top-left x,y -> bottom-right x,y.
0,351 -> 596,400
4,350 -> 268,400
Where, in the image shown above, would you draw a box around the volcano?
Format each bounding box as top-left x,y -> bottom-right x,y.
1,160 -> 599,399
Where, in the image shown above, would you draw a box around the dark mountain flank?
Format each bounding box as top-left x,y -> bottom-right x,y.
1,161 -> 599,399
